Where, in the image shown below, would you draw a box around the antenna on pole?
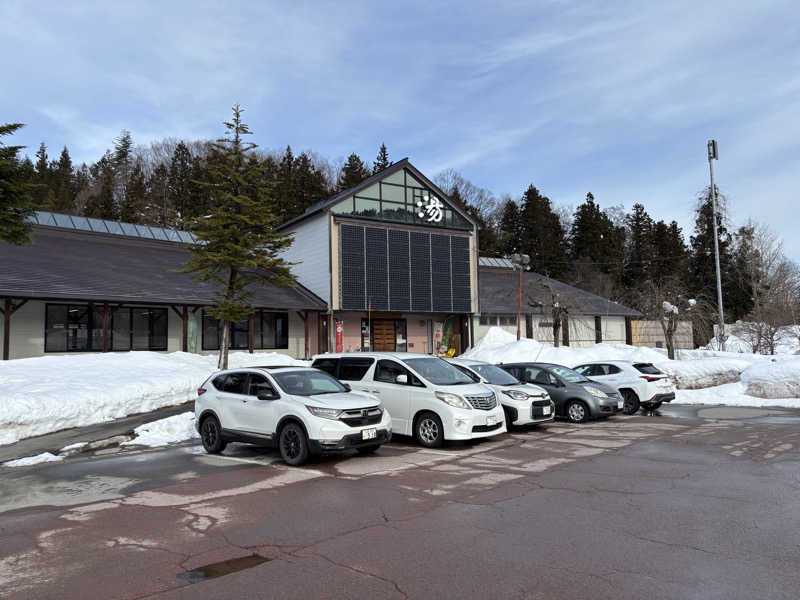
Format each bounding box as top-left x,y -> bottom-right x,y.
707,139 -> 725,347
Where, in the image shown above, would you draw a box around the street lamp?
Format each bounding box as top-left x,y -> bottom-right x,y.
509,253 -> 530,340
707,139 -> 726,345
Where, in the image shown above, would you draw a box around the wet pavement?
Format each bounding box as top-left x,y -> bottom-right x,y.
1,406 -> 800,599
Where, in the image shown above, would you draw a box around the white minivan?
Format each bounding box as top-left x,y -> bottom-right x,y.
312,353 -> 506,447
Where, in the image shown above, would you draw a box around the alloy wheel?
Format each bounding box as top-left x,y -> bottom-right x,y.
419,418 -> 439,444
568,403 -> 585,422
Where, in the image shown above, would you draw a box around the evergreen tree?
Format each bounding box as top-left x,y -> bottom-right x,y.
183,105 -> 295,369
497,199 -> 522,257
337,153 -> 370,191
113,130 -> 134,215
518,184 -> 569,278
372,143 -> 391,174
0,123 -> 37,244
168,142 -> 193,225
292,151 -> 330,218
33,142 -> 50,207
51,146 -> 75,213
119,160 -> 147,223
650,220 -> 687,285
84,153 -> 117,220
145,163 -> 170,226
623,203 -> 654,286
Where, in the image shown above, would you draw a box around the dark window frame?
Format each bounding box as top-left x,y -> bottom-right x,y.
44,303 -> 168,353
201,310 -> 289,351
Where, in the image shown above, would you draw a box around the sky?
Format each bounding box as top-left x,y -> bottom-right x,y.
3,0 -> 799,260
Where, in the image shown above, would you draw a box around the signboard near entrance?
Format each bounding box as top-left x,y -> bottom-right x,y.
335,320 -> 344,353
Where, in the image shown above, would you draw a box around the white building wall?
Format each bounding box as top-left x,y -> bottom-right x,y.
470,313 -> 628,350
280,213 -> 331,304
600,316 -> 626,344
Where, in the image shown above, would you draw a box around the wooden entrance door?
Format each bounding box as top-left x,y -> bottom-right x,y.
372,319 -> 396,351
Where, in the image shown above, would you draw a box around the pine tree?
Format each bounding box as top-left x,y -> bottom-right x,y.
0,123 -> 38,244
337,153 -> 370,191
113,130 -> 134,216
84,153 -> 117,220
51,146 -> 75,213
651,220 -> 687,285
33,142 -> 50,207
623,203 -> 654,286
372,143 -> 391,174
497,199 -> 522,257
168,142 -> 193,226
183,105 -> 295,369
518,184 -> 570,278
119,160 -> 147,223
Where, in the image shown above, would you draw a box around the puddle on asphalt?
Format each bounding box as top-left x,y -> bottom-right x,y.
177,554 -> 271,584
751,417 -> 800,424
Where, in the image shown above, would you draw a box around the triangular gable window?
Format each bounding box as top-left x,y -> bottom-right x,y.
331,169 -> 472,230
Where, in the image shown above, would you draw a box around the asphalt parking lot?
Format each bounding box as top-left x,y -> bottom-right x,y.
2,405 -> 800,599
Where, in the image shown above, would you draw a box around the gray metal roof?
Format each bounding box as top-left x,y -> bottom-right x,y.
478,264 -> 641,317
276,158 -> 477,231
28,211 -> 197,243
0,225 -> 326,310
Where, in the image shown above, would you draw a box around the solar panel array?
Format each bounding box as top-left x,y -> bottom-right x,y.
28,211 -> 197,244
340,223 -> 471,313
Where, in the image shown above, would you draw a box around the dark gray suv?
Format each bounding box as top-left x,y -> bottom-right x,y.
499,362 -> 623,423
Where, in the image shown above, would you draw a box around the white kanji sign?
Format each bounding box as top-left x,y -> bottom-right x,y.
416,193 -> 443,223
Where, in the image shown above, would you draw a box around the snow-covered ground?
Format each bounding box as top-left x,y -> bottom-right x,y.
0,351 -> 304,446
463,327 -> 800,407
3,452 -> 64,467
121,412 -> 198,448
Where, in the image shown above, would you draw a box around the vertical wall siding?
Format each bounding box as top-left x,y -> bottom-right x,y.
279,213 -> 332,304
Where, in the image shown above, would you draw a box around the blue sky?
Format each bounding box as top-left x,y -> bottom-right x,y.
3,1 -> 799,260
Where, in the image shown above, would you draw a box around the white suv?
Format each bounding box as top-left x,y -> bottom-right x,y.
195,366 -> 392,465
447,358 -> 555,427
312,353 -> 506,448
572,360 -> 676,414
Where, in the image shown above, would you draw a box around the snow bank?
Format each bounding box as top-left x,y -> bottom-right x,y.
740,359 -> 800,399
3,452 -> 64,467
121,412 -> 198,448
0,351 -> 303,446
675,382 -> 800,408
463,327 -> 785,392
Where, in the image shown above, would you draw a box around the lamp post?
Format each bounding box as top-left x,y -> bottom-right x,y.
509,253 -> 530,340
707,139 -> 725,345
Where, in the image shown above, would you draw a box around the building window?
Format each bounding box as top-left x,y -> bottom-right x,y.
202,310 -> 288,351
45,304 -> 167,352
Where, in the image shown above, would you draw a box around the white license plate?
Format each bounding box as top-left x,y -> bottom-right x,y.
617,400 -> 624,409
542,405 -> 551,415
486,415 -> 496,426
362,428 -> 377,440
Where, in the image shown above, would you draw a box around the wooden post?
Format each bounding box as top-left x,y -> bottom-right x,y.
625,316 -> 633,346
248,313 -> 255,354
304,311 -> 309,359
2,299 -> 28,360
181,306 -> 188,352
595,315 -> 602,344
102,302 -> 110,352
561,315 -> 570,347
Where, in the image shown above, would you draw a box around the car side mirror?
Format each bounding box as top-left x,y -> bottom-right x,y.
257,391 -> 279,401
342,383 -> 352,392
395,374 -> 408,385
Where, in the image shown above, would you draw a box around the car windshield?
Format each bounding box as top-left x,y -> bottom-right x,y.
272,370 -> 347,396
548,365 -> 589,384
471,364 -> 520,385
403,358 -> 474,385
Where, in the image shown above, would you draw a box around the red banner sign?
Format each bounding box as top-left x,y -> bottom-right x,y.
335,320 -> 344,353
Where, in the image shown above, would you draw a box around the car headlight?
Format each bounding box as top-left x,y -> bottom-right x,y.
583,386 -> 608,398
435,391 -> 472,410
306,406 -> 342,420
502,390 -> 531,401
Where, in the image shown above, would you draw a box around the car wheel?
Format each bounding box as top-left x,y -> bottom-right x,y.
622,390 -> 640,415
503,408 -> 516,429
200,415 -> 227,454
415,412 -> 444,448
279,422 -> 309,466
356,444 -> 381,455
566,400 -> 589,423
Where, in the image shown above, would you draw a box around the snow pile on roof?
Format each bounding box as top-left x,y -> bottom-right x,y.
121,412 -> 198,448
0,351 -> 304,446
3,452 -> 64,467
740,359 -> 800,399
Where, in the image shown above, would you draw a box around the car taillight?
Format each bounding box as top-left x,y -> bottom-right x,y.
640,376 -> 663,382
197,388 -> 207,396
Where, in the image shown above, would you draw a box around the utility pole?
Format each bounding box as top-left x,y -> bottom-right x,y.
707,139 -> 725,345
510,253 -> 530,340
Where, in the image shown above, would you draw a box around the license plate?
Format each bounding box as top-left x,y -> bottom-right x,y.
617,400 -> 624,409
362,428 -> 377,440
486,415 -> 496,426
542,405 -> 551,415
